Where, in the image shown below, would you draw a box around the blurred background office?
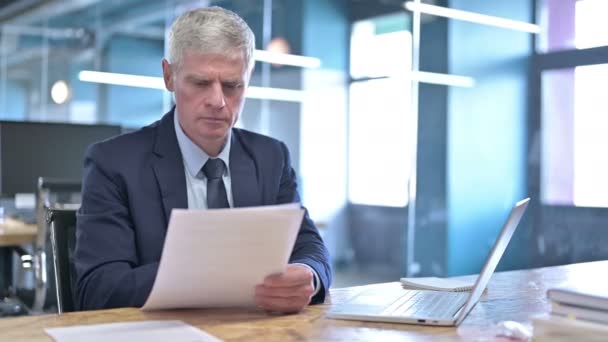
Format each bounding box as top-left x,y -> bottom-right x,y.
1,0 -> 607,316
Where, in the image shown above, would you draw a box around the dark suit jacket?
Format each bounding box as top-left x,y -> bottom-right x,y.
74,109 -> 332,310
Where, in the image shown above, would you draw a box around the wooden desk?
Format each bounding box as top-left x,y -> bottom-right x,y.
0,218 -> 37,294
0,218 -> 37,247
1,261 -> 606,341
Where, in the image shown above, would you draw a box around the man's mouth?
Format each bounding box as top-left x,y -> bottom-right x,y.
201,117 -> 224,122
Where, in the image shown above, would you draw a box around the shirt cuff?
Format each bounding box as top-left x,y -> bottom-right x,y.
292,263 -> 321,297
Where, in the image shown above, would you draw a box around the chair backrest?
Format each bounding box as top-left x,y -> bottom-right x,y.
37,177 -> 81,247
27,177 -> 81,313
47,206 -> 77,313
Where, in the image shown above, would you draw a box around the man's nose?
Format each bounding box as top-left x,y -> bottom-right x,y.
206,83 -> 226,109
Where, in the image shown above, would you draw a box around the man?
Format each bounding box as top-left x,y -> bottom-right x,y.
74,7 -> 331,313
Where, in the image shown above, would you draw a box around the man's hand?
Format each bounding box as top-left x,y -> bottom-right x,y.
254,264 -> 315,314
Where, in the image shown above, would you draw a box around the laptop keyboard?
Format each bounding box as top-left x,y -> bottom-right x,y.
380,290 -> 469,318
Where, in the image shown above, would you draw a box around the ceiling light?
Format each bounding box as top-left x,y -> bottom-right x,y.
78,70 -> 307,102
50,80 -> 70,104
403,1 -> 541,34
409,71 -> 475,88
78,71 -> 165,89
254,50 -> 321,68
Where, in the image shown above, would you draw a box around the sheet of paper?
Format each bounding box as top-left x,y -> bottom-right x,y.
142,203 -> 304,310
45,320 -> 222,342
532,314 -> 608,339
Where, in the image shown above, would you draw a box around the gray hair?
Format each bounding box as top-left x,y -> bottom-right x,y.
167,6 -> 255,72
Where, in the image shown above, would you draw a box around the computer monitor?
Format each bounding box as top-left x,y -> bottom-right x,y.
0,120 -> 122,197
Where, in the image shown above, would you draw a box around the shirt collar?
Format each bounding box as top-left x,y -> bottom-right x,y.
173,108 -> 231,178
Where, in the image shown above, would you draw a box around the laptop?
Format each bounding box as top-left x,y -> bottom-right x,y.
327,197 -> 530,326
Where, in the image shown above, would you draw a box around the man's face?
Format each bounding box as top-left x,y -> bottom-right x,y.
162,50 -> 249,154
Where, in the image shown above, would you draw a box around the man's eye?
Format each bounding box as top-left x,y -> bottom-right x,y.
224,83 -> 241,90
193,80 -> 210,87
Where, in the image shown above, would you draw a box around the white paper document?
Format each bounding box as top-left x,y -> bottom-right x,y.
45,320 -> 222,342
142,203 -> 304,310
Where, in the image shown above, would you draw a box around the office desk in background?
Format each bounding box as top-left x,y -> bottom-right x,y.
0,218 -> 37,247
0,219 -> 37,296
0,261 -> 606,341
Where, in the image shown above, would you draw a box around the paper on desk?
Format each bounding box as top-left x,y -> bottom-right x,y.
45,320 -> 222,342
142,203 -> 304,310
532,314 -> 608,340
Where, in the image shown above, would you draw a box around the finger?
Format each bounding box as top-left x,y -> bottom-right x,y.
254,283 -> 314,313
255,283 -> 314,298
263,266 -> 313,287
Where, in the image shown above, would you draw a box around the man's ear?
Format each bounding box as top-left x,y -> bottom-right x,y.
162,59 -> 174,91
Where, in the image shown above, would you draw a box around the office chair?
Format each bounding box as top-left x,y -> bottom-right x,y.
29,177 -> 81,312
47,206 -> 78,313
0,177 -> 81,316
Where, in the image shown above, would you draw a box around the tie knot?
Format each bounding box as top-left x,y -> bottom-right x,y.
202,158 -> 226,180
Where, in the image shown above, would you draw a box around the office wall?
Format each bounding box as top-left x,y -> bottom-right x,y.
528,0 -> 608,268
106,36 -> 164,127
67,58 -> 98,124
414,0 -> 450,276
447,0 -> 532,275
301,0 -> 349,264
3,81 -> 27,120
240,0 -> 304,175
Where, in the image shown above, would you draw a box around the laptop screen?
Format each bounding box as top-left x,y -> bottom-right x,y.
455,198 -> 530,325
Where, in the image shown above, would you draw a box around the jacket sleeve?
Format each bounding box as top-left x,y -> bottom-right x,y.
276,142 -> 332,304
74,143 -> 158,310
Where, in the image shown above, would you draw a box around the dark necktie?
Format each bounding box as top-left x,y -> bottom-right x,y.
202,158 -> 230,209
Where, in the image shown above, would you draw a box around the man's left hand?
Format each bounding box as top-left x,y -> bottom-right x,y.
254,264 -> 314,314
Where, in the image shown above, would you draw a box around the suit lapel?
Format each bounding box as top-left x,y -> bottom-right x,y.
230,130 -> 262,207
151,109 -> 188,223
